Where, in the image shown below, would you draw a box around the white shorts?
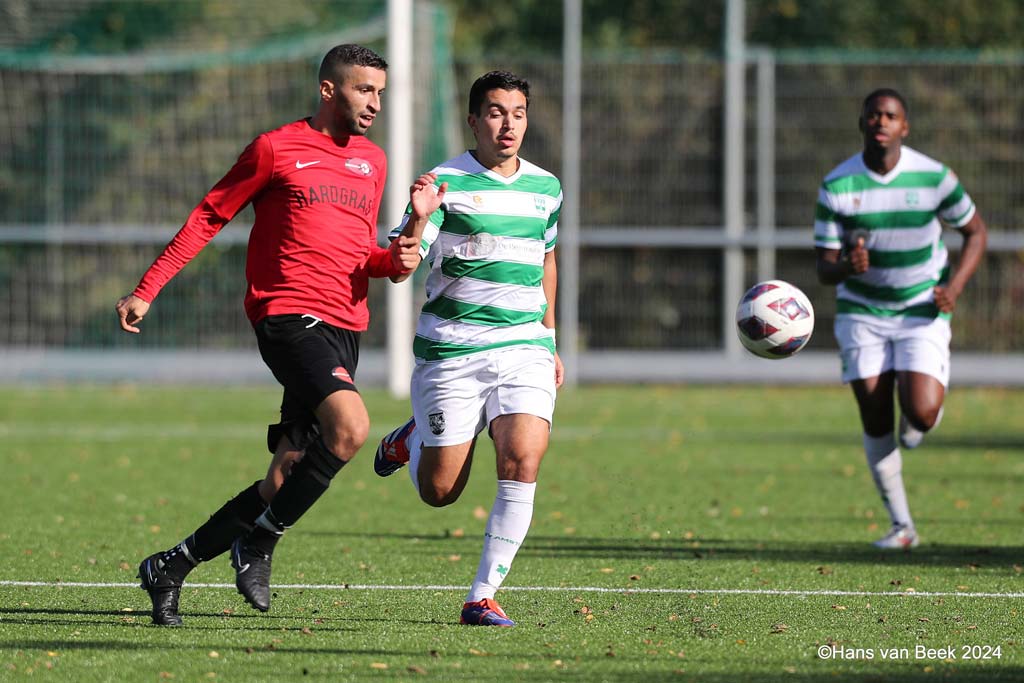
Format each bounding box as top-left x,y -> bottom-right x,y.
410,345 -> 557,447
834,314 -> 952,387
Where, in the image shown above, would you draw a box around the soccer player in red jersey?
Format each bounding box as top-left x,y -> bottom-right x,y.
116,44 -> 420,626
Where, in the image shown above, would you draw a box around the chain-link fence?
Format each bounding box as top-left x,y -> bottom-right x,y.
2,44 -> 1022,367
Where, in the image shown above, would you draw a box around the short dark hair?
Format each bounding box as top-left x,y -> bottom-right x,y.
468,70 -> 530,115
862,88 -> 909,119
319,44 -> 388,82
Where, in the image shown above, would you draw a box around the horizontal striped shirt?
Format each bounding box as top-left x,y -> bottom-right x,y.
390,151 -> 562,362
814,146 -> 975,320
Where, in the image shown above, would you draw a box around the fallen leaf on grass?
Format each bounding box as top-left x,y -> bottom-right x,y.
407,665 -> 427,674
370,662 -> 388,669
770,623 -> 789,634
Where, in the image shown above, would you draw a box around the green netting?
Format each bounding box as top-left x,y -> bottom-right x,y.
0,0 -> 455,349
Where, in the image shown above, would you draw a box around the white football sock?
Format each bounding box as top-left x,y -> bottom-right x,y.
405,426 -> 422,495
863,432 -> 913,529
466,480 -> 536,603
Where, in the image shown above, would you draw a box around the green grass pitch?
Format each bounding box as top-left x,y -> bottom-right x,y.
1,384 -> 1022,681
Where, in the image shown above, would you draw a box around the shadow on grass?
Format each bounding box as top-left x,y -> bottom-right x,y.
778,432 -> 1024,452
0,638 -> 400,657
303,529 -> 1021,569
593,427 -> 1024,453
517,535 -> 1024,569
0,605 -> 444,630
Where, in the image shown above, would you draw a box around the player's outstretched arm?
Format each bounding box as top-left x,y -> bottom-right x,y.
116,294 -> 151,334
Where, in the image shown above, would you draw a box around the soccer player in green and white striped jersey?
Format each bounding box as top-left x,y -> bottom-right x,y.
815,88 -> 987,550
374,71 -> 563,626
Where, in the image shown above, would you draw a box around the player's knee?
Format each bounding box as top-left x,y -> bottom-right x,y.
320,420 -> 369,459
905,405 -> 941,432
418,483 -> 460,508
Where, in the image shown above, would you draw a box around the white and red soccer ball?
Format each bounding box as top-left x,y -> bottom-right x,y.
735,280 -> 815,359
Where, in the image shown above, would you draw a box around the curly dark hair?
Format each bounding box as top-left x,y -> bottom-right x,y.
319,44 -> 388,82
862,88 -> 908,119
468,70 -> 530,115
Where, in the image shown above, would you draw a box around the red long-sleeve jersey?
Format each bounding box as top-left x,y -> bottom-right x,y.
134,119 -> 395,331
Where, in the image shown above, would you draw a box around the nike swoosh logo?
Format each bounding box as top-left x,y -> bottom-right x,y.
295,160 -> 321,169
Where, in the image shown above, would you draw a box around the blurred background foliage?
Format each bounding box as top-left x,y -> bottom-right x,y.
1,0 -> 1021,353
5,0 -> 1023,55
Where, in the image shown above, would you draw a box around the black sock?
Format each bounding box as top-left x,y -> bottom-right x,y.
158,542 -> 197,577
182,481 -> 267,563
246,509 -> 286,556
244,438 -> 345,553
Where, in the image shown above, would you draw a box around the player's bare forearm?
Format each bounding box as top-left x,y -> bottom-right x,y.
935,212 -> 988,311
950,213 -> 988,294
816,247 -> 852,285
389,174 -> 447,283
816,237 -> 868,286
542,250 -> 558,331
542,250 -> 562,387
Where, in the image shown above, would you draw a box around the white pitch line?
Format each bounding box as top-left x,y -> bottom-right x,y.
1,580 -> 1021,599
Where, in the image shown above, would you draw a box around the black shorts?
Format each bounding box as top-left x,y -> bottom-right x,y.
254,314 -> 361,454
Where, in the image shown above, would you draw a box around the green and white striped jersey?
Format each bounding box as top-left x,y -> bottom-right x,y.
814,146 -> 975,320
390,151 -> 562,362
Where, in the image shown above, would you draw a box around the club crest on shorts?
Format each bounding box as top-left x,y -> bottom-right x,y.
428,411 -> 446,435
331,366 -> 352,383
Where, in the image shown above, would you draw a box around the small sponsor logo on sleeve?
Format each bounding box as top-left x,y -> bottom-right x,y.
345,158 -> 374,177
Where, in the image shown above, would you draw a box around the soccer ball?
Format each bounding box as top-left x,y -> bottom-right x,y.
735,280 -> 815,359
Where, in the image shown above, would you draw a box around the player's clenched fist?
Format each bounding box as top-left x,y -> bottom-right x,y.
389,234 -> 423,273
847,237 -> 870,275
116,294 -> 150,334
